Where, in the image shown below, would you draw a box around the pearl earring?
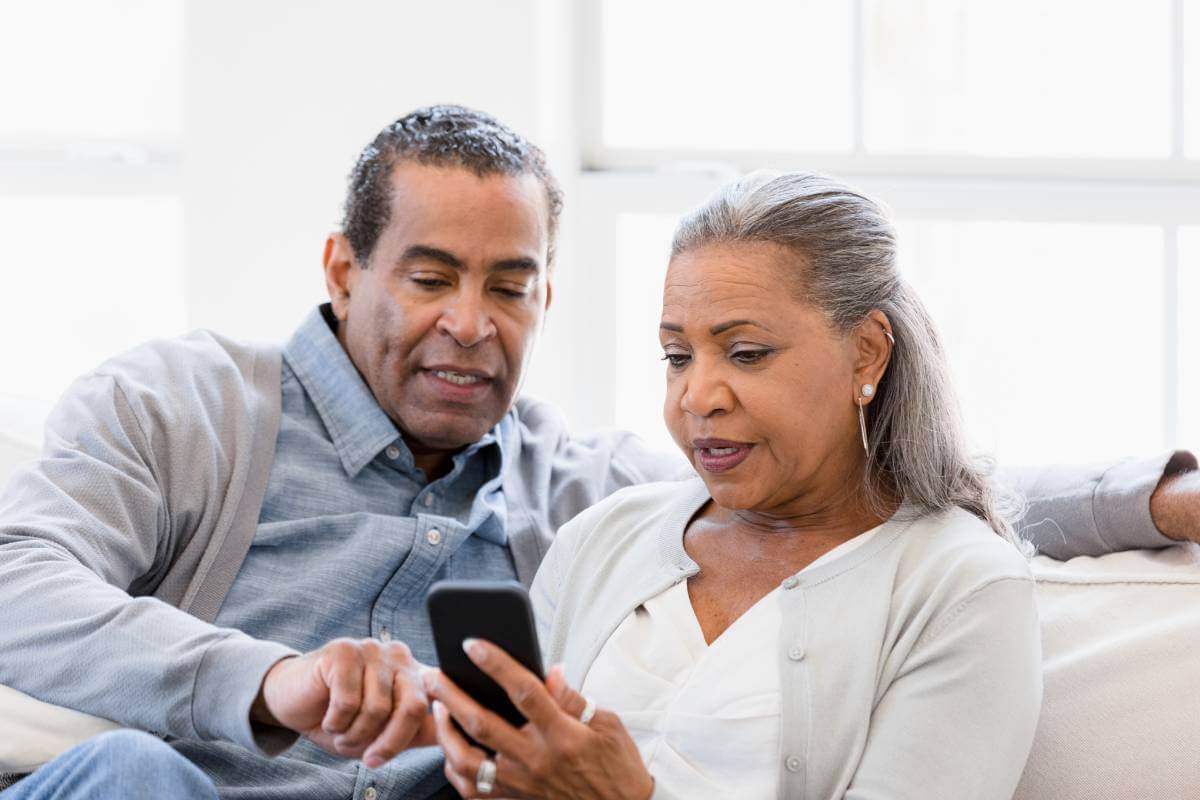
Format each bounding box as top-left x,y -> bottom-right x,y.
857,385 -> 874,453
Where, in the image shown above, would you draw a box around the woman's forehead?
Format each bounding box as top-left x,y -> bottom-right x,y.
662,242 -> 806,317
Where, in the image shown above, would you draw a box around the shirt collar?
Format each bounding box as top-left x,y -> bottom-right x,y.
284,305 -> 403,477
284,304 -> 514,482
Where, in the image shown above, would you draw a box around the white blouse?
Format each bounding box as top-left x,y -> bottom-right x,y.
581,529 -> 880,799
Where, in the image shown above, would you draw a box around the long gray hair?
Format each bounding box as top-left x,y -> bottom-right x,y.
671,171 -> 1024,547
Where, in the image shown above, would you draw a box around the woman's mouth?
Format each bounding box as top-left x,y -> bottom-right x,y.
692,439 -> 754,473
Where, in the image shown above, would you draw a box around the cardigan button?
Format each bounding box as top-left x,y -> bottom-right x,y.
781,576 -> 799,590
788,645 -> 805,661
785,755 -> 802,772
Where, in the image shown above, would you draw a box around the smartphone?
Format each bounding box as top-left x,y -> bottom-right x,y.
426,580 -> 545,738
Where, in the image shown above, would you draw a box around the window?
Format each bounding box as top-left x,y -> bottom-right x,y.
580,0 -> 1200,464
0,1 -> 186,439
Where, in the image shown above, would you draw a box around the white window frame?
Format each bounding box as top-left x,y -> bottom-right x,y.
570,0 -> 1200,451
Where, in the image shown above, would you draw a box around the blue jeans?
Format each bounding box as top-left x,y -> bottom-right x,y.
0,731 -> 217,800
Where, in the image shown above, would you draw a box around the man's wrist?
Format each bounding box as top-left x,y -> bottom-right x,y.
1150,454 -> 1200,543
250,655 -> 296,727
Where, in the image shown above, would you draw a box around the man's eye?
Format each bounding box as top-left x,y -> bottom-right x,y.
661,353 -> 690,368
412,277 -> 450,289
731,349 -> 771,364
494,286 -> 528,298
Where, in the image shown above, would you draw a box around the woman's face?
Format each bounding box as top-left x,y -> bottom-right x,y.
660,241 -> 870,516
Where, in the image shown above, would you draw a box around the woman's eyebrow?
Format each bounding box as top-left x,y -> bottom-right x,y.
659,319 -> 773,335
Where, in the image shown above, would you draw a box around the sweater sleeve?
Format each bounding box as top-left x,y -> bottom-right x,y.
0,373 -> 295,754
1003,450 -> 1197,559
846,577 -> 1043,800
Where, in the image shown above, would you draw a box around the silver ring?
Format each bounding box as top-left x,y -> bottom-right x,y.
475,757 -> 497,796
578,695 -> 597,725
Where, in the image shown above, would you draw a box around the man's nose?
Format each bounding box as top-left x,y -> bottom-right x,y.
435,289 -> 497,348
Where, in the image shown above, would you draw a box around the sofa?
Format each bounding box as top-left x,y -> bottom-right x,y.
2,430 -> 1198,796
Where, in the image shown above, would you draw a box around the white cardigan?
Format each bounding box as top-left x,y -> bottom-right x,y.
531,478 -> 1043,800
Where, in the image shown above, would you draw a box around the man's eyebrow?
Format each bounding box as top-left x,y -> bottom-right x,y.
488,257 -> 540,274
660,322 -> 683,333
399,245 -> 464,270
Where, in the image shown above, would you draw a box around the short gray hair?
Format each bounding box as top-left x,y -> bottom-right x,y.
672,171 -> 1023,547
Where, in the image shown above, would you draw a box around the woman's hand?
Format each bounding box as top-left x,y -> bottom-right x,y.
423,638 -> 654,800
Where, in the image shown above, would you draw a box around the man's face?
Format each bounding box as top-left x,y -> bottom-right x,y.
326,163 -> 552,457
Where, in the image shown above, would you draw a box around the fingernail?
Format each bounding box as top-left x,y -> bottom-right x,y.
364,754 -> 383,769
462,638 -> 484,663
420,666 -> 438,693
432,700 -> 446,719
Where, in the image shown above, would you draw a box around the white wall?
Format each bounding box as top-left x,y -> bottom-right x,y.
183,0 -> 592,423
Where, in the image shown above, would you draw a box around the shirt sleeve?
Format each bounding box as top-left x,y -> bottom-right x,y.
846,577 -> 1043,800
0,373 -> 297,754
1002,450 -> 1197,560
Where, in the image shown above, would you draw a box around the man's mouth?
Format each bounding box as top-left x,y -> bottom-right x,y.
431,369 -> 485,386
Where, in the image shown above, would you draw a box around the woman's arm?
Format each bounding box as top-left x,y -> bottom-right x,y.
846,577 -> 1042,800
424,640 -> 654,800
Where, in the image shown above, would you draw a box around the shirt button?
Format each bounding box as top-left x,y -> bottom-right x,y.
785,755 -> 802,772
426,528 -> 442,545
364,787 -> 378,800
422,494 -> 434,507
385,445 -> 400,461
782,576 -> 799,590
379,627 -> 391,642
788,645 -> 805,661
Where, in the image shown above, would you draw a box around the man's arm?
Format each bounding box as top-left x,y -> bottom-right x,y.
1003,450 -> 1199,560
0,373 -> 297,754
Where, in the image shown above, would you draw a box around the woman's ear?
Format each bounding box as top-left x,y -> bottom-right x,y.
852,309 -> 894,405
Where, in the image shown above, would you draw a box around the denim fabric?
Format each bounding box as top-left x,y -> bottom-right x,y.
172,308 -> 515,799
0,731 -> 218,800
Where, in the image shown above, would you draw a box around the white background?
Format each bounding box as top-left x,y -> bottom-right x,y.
1,0 -> 1197,468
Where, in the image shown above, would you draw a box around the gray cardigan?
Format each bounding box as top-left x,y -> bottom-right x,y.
532,479 -> 1042,800
0,327 -> 1183,755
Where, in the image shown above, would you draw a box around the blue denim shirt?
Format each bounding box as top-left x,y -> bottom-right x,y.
173,307 -> 519,799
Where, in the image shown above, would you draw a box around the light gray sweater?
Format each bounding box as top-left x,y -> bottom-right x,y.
532,479 -> 1043,800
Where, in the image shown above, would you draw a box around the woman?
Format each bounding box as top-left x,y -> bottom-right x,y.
423,172 -> 1042,799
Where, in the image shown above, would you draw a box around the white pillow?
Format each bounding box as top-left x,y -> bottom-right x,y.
1015,544 -> 1200,799
0,684 -> 121,773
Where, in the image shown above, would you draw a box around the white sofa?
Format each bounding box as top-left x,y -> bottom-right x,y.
1,433 -> 1198,794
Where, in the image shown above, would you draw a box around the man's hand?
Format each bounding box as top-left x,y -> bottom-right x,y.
1151,463 -> 1200,544
252,638 -> 436,768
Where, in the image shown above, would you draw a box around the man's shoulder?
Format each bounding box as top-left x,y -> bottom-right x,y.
86,330 -> 282,411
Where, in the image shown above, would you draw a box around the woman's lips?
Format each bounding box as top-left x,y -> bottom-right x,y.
692,440 -> 754,473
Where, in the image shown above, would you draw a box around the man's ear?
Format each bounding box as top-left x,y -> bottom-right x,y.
852,309 -> 894,405
323,233 -> 360,321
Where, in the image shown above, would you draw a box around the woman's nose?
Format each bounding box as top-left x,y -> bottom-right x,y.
679,358 -> 734,418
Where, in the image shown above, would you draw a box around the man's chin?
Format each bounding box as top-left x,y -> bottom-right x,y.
397,406 -> 505,452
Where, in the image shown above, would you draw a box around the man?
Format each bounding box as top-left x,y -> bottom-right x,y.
0,105 -> 1196,799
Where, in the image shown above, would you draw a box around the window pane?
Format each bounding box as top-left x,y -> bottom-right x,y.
864,0 -> 1172,157
614,213 -> 679,452
0,0 -> 184,139
1186,0 -> 1200,157
1179,227 -> 1200,449
602,0 -> 853,152
0,196 -> 187,431
897,221 -> 1164,464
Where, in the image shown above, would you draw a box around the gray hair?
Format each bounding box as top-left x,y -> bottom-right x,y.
671,171 -> 1025,548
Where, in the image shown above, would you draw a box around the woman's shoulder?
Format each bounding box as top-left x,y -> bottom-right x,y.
894,505 -> 1034,593
555,477 -> 704,544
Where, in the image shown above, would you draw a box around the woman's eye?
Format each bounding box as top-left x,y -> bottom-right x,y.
731,349 -> 770,364
661,353 -> 691,368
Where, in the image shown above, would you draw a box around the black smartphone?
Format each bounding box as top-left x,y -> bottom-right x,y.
426,580 -> 545,737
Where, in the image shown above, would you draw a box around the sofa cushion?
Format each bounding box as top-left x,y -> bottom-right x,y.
1015,545 -> 1200,799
